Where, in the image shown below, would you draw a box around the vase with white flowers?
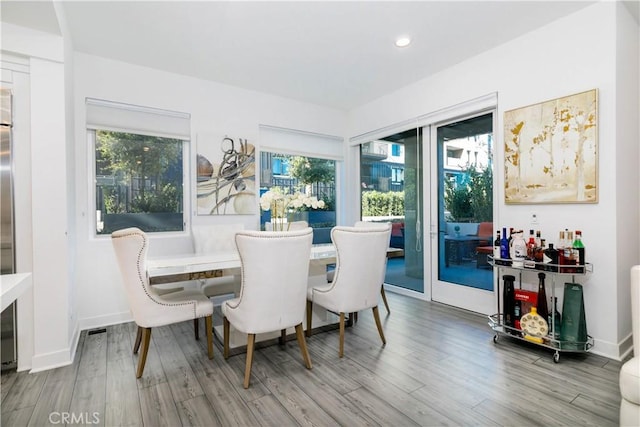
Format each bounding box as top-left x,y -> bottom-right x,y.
259,188 -> 325,231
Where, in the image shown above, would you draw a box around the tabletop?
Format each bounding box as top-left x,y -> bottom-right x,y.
147,244 -> 403,284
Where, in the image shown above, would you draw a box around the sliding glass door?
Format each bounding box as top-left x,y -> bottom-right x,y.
360,129 -> 424,292
429,112 -> 496,314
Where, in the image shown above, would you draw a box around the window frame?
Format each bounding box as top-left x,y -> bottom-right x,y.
258,149 -> 340,233
88,129 -> 190,238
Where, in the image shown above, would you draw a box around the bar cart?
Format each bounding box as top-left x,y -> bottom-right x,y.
488,256 -> 594,363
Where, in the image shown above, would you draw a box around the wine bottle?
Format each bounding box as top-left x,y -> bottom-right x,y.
549,297 -> 562,340
503,274 -> 516,329
536,272 -> 549,324
573,230 -> 585,274
493,230 -> 501,260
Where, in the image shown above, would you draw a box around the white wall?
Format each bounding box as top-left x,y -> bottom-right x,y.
615,2 -> 640,354
347,2 -> 638,360
2,22 -> 76,371
73,53 -> 347,331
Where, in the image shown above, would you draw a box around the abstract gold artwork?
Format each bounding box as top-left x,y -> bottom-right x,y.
504,89 -> 598,204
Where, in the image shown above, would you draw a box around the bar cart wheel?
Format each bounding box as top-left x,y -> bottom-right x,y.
493,334 -> 498,343
553,351 -> 560,363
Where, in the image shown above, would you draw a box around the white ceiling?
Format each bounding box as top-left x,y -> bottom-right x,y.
1,1 -> 604,110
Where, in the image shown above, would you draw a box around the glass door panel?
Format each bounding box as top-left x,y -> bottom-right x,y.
430,112 -> 496,314
360,129 -> 424,292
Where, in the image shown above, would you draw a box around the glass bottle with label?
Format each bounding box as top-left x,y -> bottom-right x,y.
536,272 -> 549,323
525,229 -> 536,268
560,231 -> 577,273
549,297 -> 562,340
493,230 -> 501,259
503,274 -> 516,329
543,243 -> 559,272
510,230 -> 527,268
499,227 -> 511,266
573,230 -> 585,274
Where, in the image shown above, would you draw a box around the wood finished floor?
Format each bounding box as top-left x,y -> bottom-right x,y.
1,292 -> 623,426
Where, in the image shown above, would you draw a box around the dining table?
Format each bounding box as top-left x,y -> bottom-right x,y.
147,244 -> 403,352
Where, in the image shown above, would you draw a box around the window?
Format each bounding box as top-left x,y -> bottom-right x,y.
87,99 -> 190,235
391,167 -> 404,183
259,151 -> 336,241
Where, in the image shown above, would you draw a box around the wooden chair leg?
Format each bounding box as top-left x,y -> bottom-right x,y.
223,317 -> 230,359
244,334 -> 256,389
380,286 -> 391,314
194,318 -> 199,340
295,324 -> 312,369
372,306 -> 386,345
136,327 -> 152,378
205,315 -> 214,360
306,300 -> 313,337
280,329 -> 286,345
339,312 -> 345,358
133,326 -> 142,354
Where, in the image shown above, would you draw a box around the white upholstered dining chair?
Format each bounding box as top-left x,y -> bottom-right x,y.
355,221 -> 391,314
222,228 -> 313,388
307,223 -> 392,357
111,227 -> 214,378
325,221 -> 392,314
192,223 -> 244,298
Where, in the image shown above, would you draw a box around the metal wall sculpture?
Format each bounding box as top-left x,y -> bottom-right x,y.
196,132 -> 256,215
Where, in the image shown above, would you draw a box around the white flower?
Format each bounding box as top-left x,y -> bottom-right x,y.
259,189 -> 325,215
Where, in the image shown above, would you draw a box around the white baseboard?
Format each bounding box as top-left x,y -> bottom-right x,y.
79,310 -> 133,331
616,332 -> 634,361
30,348 -> 72,373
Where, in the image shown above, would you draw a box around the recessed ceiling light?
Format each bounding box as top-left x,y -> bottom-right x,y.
395,37 -> 411,48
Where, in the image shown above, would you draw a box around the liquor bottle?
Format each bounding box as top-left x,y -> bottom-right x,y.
503,274 -> 516,330
536,272 -> 549,324
573,230 -> 585,274
514,299 -> 522,332
560,231 -> 576,273
549,297 -> 562,340
525,229 -> 536,268
500,227 -> 511,266
543,243 -> 559,272
558,230 -> 566,250
507,227 -> 515,251
535,239 -> 546,270
511,230 -> 527,267
535,230 -> 542,248
493,230 -> 501,260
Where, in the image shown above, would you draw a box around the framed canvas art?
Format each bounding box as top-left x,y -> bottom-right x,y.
504,89 -> 598,204
196,132 -> 256,215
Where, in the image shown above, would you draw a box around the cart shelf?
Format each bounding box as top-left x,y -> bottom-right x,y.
488,256 -> 592,363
